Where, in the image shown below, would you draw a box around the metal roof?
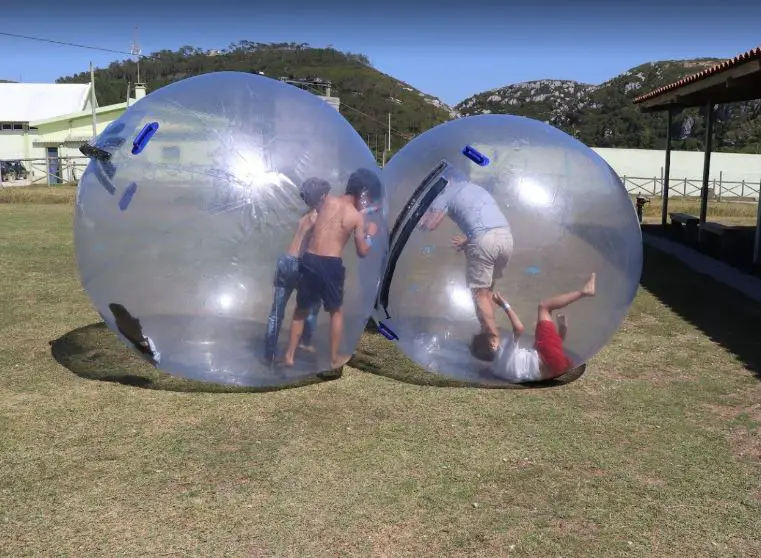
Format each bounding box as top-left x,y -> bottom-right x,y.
633,46 -> 761,104
0,83 -> 93,122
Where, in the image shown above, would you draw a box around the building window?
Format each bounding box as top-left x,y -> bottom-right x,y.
13,124 -> 22,130
1,123 -> 12,130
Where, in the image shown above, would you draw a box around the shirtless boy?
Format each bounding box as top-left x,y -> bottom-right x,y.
263,177 -> 330,363
281,170 -> 378,368
469,273 -> 596,384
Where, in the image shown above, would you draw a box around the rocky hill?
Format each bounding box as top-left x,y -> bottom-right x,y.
55,42 -> 455,160
457,59 -> 761,154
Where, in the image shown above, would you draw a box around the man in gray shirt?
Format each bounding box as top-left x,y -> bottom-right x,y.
420,178 -> 514,341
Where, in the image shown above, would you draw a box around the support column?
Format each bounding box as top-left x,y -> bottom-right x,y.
754,184 -> 761,267
661,108 -> 674,226
699,101 -> 714,225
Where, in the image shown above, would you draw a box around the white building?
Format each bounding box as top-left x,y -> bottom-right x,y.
0,82 -> 96,161
1,76 -> 341,185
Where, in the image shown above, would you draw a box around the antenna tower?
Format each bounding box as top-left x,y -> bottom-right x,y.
130,27 -> 142,83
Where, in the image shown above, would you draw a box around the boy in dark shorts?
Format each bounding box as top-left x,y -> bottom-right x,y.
263,177 -> 330,363
469,273 -> 596,383
281,169 -> 380,369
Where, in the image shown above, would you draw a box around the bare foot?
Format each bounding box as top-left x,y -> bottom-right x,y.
331,355 -> 350,369
556,314 -> 568,341
581,273 -> 596,297
278,354 -> 295,367
298,344 -> 316,354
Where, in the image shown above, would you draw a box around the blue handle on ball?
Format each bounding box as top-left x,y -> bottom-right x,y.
119,182 -> 138,211
132,122 -> 159,155
462,145 -> 490,167
377,321 -> 399,341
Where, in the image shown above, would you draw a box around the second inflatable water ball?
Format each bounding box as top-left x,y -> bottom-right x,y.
375,114 -> 642,385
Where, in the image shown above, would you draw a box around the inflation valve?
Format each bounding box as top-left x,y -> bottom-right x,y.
79,143 -> 112,162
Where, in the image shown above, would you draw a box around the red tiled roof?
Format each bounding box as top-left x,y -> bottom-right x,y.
633,45 -> 761,103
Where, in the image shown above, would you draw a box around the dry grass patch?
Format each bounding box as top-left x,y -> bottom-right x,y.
638,196 -> 759,226
0,183 -> 76,204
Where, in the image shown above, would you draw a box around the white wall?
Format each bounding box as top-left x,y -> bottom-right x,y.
0,130 -> 30,160
0,129 -> 49,160
593,148 -> 761,199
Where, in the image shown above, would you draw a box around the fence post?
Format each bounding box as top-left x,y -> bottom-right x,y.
684,177 -> 688,197
660,166 -> 664,197
718,171 -> 723,201
742,180 -> 746,198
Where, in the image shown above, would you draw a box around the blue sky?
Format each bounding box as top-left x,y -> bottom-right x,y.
2,0 -> 760,106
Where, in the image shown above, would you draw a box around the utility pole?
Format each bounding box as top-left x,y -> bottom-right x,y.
387,112 -> 391,152
130,26 -> 142,84
89,62 -> 97,137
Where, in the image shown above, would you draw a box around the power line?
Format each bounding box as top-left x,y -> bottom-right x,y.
0,30 -> 418,142
293,80 -> 412,141
0,31 -> 141,57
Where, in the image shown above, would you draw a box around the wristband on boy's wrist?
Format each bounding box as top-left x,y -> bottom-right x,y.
500,300 -> 511,311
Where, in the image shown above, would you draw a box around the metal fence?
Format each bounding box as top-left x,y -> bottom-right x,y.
0,156 -> 90,187
3,156 -> 761,202
622,174 -> 761,200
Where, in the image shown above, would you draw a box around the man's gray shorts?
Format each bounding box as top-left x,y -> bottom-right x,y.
464,227 -> 514,289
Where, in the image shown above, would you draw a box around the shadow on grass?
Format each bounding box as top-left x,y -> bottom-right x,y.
51,320 -> 585,393
49,322 -> 332,394
640,225 -> 761,380
350,320 -> 587,390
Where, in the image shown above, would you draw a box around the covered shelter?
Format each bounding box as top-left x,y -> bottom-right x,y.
633,46 -> 761,266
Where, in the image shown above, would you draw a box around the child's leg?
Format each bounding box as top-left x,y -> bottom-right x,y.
300,304 -> 320,351
281,267 -> 320,366
537,273 -> 596,323
265,284 -> 291,359
556,314 -> 568,341
328,308 -> 348,368
282,307 -> 309,366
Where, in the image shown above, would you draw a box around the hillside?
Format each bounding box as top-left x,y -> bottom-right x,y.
457,59 -> 761,154
55,42 -> 455,160
56,47 -> 761,155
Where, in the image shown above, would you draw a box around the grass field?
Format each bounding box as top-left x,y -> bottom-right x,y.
638,195 -> 759,226
2,186 -> 761,556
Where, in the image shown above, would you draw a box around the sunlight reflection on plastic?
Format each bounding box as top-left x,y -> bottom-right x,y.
448,284 -> 475,315
516,176 -> 553,208
74,71 -> 388,388
376,114 -> 643,385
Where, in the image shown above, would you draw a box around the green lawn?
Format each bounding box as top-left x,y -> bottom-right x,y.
1,187 -> 761,556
